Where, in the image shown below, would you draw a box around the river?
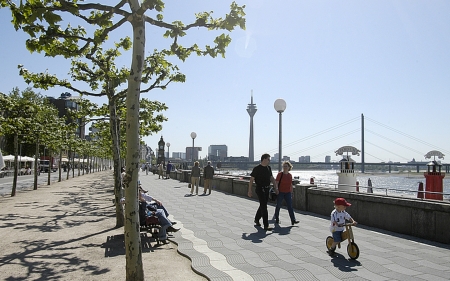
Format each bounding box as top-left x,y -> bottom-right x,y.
221,169 -> 450,200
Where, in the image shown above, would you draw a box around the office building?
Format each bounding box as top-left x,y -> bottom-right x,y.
208,145 -> 227,161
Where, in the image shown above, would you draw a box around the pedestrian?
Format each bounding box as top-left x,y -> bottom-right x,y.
158,163 -> 163,179
274,161 -> 299,225
367,178 -> 373,193
166,161 -> 172,179
328,197 -> 357,256
190,161 -> 201,195
248,153 -> 278,231
203,161 -> 214,195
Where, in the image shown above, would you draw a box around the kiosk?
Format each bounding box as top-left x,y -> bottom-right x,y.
335,146 -> 360,192
423,150 -> 445,200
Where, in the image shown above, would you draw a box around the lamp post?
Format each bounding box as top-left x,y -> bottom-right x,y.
190,132 -> 197,163
166,142 -> 170,160
274,99 -> 286,172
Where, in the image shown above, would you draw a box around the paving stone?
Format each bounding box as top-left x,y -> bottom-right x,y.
140,175 -> 450,281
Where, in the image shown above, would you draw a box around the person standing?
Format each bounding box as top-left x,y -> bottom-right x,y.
248,153 -> 278,231
158,163 -> 164,179
166,161 -> 172,179
190,161 -> 201,195
274,161 -> 299,225
203,161 -> 214,195
367,178 -> 373,193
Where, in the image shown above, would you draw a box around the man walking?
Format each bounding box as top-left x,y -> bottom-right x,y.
248,153 -> 278,231
203,161 -> 214,195
166,161 -> 172,179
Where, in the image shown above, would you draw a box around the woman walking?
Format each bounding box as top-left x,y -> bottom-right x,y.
190,161 -> 201,195
274,161 -> 299,225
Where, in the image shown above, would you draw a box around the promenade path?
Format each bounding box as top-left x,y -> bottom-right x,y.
0,170 -> 205,281
141,172 -> 450,281
2,169 -> 450,280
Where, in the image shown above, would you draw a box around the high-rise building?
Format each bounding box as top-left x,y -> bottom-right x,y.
208,145 -> 227,161
47,92 -> 85,139
299,156 -> 311,163
186,147 -> 202,162
246,91 -> 257,162
325,156 -> 331,163
172,152 -> 186,159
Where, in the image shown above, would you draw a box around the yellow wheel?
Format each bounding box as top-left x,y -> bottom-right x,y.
347,242 -> 359,259
326,236 -> 334,250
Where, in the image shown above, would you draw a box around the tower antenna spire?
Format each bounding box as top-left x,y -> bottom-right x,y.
247,90 -> 257,162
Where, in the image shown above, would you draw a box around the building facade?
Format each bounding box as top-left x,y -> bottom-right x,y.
299,156 -> 311,163
47,92 -> 85,139
208,145 -> 228,162
186,146 -> 202,162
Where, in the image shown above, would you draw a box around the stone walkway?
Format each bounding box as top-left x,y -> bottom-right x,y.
0,171 -> 205,281
142,172 -> 450,281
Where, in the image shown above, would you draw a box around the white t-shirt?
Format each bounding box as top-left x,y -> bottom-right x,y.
330,209 -> 352,232
140,192 -> 153,202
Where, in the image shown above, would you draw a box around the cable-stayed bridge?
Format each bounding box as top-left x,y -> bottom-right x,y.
257,114 -> 449,166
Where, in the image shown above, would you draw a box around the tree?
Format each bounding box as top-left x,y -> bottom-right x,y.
1,1 -> 245,279
0,87 -> 65,195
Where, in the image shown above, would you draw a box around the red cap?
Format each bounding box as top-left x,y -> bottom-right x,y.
334,197 -> 351,206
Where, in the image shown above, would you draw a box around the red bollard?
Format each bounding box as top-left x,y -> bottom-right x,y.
310,177 -> 314,185
417,182 -> 424,199
356,181 -> 359,192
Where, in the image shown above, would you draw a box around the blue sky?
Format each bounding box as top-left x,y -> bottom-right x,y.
1,1 -> 449,163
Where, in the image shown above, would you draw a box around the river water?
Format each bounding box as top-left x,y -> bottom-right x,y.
222,169 -> 450,200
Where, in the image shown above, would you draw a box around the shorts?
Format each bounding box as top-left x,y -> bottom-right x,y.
332,230 -> 343,243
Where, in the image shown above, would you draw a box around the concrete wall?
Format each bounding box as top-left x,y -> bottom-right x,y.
172,170 -> 450,244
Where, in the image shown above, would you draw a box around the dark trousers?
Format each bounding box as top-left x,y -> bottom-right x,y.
255,187 -> 270,228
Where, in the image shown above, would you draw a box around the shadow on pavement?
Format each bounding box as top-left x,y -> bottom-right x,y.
102,233 -> 168,257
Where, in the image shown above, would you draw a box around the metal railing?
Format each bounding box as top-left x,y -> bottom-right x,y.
311,180 -> 450,201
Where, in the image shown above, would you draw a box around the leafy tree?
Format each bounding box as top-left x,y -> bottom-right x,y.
1,1 -> 245,279
20,44 -> 169,227
0,87 -> 65,195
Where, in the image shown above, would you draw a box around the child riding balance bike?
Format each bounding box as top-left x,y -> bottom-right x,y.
326,197 -> 359,259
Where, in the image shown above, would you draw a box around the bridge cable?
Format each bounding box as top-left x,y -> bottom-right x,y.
258,116 -> 360,155
365,116 -> 450,155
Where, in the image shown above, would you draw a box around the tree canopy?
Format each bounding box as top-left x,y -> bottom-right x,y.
1,1 -> 245,279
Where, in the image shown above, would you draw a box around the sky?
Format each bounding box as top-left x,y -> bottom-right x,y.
1,1 -> 449,163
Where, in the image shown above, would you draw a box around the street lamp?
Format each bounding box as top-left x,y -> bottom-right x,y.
190,132 -> 197,163
166,142 -> 170,160
274,99 -> 286,172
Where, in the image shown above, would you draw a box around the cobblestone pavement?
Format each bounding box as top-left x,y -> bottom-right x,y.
141,172 -> 450,281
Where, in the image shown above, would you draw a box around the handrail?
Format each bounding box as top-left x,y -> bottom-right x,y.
312,180 -> 450,199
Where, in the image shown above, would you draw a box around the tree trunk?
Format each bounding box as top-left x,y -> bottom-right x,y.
83,154 -> 86,175
47,148 -> 51,185
66,148 -> 71,180
11,133 -> 18,197
108,95 -> 124,228
124,2 -> 145,279
58,149 -> 62,182
34,141 -> 39,190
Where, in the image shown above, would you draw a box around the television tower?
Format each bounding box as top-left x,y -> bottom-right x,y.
247,91 -> 257,162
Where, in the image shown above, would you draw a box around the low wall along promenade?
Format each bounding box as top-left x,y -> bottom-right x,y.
171,170 -> 450,244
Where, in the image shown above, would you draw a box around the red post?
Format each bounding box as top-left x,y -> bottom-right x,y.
310,177 -> 314,185
417,182 -> 424,199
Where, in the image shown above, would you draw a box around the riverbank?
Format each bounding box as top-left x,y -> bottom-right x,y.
0,170 -> 205,281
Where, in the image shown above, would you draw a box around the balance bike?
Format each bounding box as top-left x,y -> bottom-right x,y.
326,223 -> 359,259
